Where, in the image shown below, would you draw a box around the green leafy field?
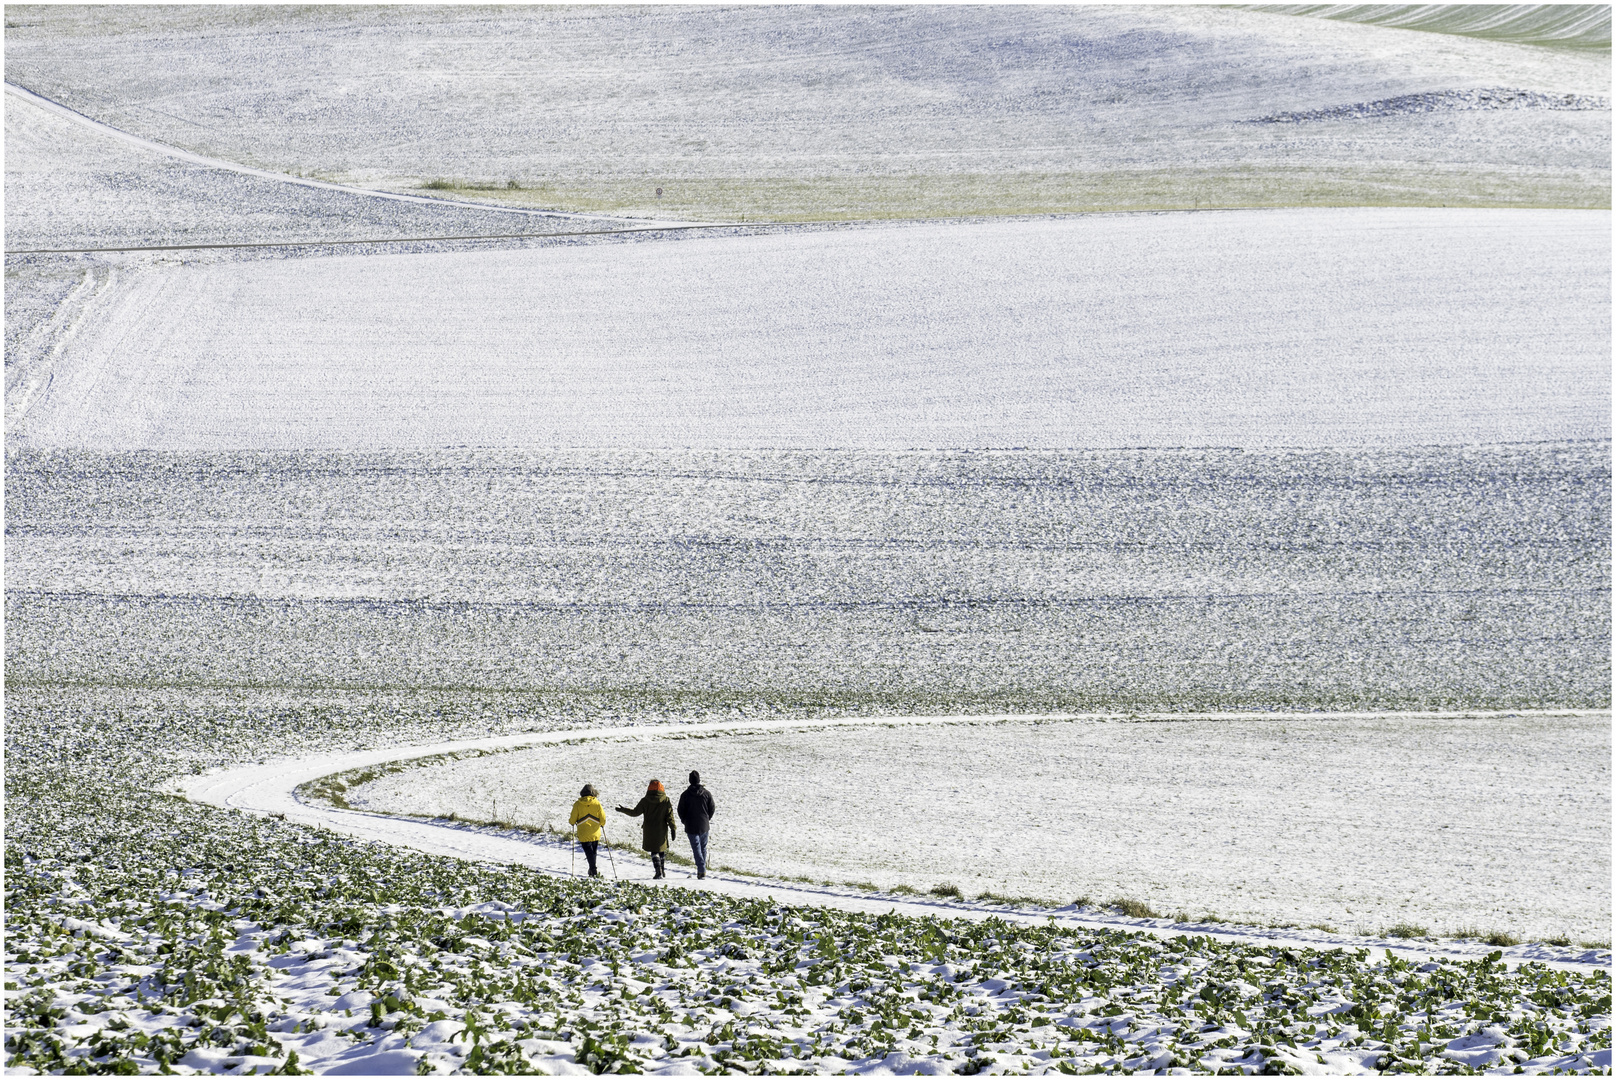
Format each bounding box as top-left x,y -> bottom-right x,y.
7,781 -> 1610,1074
5,688 -> 1611,1074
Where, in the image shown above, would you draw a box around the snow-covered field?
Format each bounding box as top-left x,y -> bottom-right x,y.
171,719 -> 1610,969
342,713 -> 1611,944
3,86 -> 614,254
11,822 -> 1608,1076
7,686 -> 1612,1076
5,5 -> 1610,1076
4,6 -> 1608,217
8,444 -> 1606,708
14,210 -> 1610,450
1258,5 -> 1611,49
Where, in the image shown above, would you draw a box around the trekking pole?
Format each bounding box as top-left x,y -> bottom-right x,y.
604,831 -> 619,881
571,832 -> 577,878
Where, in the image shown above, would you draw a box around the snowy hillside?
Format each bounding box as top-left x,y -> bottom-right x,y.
13,210 -> 1609,451
8,443 -> 1607,709
4,5 -> 1609,1076
3,88 -> 605,253
4,6 -> 1608,218
1252,5 -> 1612,50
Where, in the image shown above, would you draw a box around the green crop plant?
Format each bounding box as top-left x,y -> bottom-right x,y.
1111,898 -> 1161,920
4,690 -> 1610,1074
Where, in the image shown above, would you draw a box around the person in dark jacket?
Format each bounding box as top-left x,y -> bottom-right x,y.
677,770 -> 716,879
616,779 -> 677,879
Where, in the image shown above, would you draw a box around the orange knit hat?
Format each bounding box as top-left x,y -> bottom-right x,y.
647,779 -> 664,793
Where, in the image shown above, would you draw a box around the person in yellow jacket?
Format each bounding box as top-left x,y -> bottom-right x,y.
569,785 -> 606,877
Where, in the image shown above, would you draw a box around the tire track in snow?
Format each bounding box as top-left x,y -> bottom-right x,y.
4,265 -> 118,430
172,711 -> 1611,974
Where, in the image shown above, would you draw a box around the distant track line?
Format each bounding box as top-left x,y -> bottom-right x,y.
2,79 -> 681,242
4,222 -> 760,256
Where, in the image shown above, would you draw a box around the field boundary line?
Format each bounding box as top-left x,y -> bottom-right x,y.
4,221 -> 760,256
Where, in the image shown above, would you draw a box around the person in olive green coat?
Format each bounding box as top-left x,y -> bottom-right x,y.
616,779 -> 677,879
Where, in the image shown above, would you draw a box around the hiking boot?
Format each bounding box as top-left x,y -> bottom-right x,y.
697,869 -> 706,879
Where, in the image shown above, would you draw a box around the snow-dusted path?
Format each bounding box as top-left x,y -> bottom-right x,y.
174,713 -> 1611,974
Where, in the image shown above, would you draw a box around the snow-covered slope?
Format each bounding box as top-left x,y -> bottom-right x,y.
336,712 -> 1612,944
4,7 -> 1610,1077
2,86 -> 620,253
4,6 -> 1607,218
1254,4 -> 1612,50
14,210 -> 1608,451
8,443 -> 1605,713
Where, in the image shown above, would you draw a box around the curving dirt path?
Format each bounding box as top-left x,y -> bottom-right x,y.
171,712 -> 1611,974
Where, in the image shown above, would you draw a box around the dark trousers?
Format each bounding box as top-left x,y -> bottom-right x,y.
580,841 -> 599,876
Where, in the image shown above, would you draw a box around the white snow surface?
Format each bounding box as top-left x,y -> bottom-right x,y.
4,6 -> 1607,201
2,83 -> 630,229
170,708 -> 1609,970
17,209 -> 1609,450
341,712 -> 1613,945
2,84 -> 655,254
